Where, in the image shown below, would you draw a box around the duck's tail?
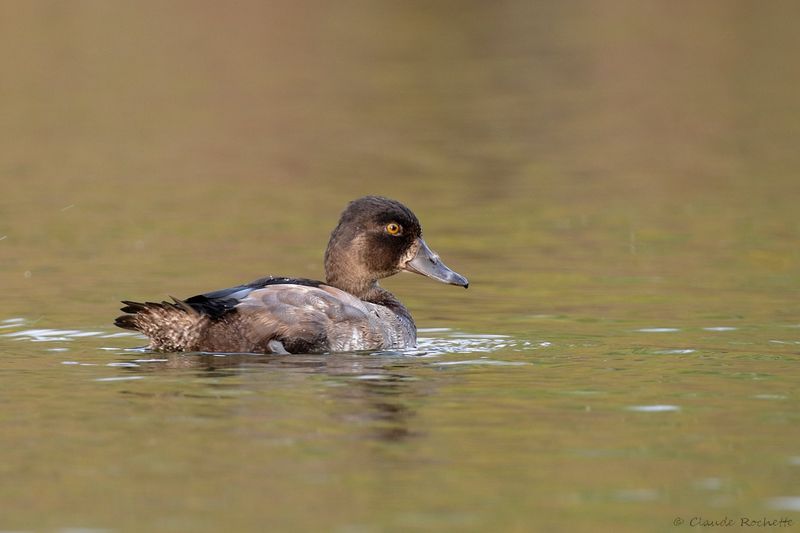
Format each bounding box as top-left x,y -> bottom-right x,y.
115,298 -> 209,352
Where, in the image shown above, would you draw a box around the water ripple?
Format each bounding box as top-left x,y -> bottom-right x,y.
626,405 -> 681,413
94,376 -> 144,382
3,328 -> 134,343
431,358 -> 530,367
767,496 -> 800,511
413,334 -> 548,356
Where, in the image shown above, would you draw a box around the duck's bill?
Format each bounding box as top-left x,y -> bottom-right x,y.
404,238 -> 469,288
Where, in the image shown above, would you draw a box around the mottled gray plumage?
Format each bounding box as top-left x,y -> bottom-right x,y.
115,196 -> 467,354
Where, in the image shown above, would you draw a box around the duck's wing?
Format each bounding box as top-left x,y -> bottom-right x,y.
182,276 -> 324,320
220,283 -> 398,353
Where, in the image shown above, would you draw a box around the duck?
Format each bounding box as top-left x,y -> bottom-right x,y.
115,196 -> 468,354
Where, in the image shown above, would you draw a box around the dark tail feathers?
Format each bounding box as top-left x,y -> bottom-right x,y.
114,298 -> 207,351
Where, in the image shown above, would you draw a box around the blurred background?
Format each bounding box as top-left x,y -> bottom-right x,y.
2,0 -> 798,330
1,1 -> 799,532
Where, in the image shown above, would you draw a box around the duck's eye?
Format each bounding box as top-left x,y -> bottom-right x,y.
385,222 -> 402,236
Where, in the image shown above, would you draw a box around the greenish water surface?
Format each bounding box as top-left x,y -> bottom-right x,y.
1,2 -> 799,532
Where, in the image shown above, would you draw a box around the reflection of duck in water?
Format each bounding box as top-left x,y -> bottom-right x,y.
115,196 -> 468,354
120,351 -> 420,443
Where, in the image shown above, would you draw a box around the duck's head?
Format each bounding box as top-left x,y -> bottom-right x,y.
324,196 -> 468,296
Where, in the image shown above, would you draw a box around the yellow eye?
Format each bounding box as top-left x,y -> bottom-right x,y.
385,222 -> 402,236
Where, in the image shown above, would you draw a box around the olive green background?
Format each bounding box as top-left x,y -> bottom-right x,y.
1,2 -> 798,532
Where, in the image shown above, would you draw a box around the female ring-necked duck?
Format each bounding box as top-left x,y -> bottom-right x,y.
115,196 -> 468,354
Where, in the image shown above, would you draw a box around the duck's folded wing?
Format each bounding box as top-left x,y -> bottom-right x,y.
183,276 -> 323,320
217,284 -> 393,353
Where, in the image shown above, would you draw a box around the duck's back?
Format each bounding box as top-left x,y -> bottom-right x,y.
115,276 -> 416,353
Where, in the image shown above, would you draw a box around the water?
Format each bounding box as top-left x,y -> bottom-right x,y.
1,2 -> 799,532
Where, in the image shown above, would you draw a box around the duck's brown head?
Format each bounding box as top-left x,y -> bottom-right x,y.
324,196 -> 468,297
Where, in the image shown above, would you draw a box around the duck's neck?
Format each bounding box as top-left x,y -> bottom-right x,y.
326,267 -> 414,327
325,266 -> 408,316
353,281 -> 414,323
325,274 -> 378,301
324,233 -> 376,299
